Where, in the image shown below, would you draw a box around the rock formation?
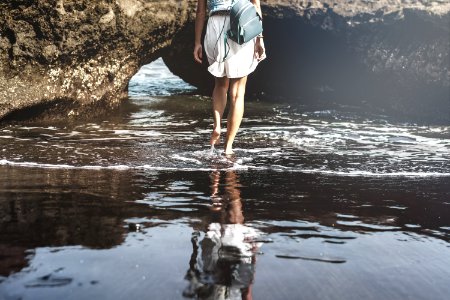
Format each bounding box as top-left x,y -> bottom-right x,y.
0,0 -> 196,121
163,0 -> 450,122
1,0 -> 449,122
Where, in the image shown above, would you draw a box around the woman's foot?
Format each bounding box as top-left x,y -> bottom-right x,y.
224,148 -> 234,155
224,139 -> 234,155
210,127 -> 221,146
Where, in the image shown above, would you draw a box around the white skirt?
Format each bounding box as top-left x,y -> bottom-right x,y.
204,15 -> 259,78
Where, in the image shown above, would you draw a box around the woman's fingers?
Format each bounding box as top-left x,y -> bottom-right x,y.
254,44 -> 260,60
193,45 -> 202,63
259,51 -> 266,61
193,51 -> 201,63
254,43 -> 266,61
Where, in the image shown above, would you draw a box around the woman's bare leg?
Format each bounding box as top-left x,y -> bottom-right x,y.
211,76 -> 229,146
224,76 -> 247,154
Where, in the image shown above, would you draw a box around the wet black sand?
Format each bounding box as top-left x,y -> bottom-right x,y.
0,59 -> 449,299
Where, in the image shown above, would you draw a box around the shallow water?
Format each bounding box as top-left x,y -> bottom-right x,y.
0,58 -> 449,299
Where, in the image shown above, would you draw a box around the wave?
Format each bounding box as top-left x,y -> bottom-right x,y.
2,159 -> 449,177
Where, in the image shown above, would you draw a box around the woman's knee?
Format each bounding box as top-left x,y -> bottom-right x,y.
214,77 -> 229,92
229,80 -> 247,102
230,89 -> 245,103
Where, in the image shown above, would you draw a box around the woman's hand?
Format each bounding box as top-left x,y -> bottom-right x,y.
193,43 -> 203,64
254,37 -> 266,62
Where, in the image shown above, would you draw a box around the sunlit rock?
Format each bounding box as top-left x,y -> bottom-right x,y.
0,0 -> 196,121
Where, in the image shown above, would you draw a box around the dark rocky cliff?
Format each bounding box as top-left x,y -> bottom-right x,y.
163,0 -> 450,122
1,0 -> 449,122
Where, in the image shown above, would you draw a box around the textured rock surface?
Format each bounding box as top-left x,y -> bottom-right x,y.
0,0 -> 449,122
163,0 -> 450,122
0,0 -> 196,121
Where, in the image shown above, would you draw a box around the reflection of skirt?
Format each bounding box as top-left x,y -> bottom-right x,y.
204,15 -> 259,78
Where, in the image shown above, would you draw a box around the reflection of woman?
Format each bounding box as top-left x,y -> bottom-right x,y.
194,0 -> 266,155
183,171 -> 261,299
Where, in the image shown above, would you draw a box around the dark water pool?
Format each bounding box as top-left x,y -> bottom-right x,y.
0,59 -> 449,300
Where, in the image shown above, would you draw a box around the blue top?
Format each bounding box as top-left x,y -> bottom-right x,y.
208,0 -> 234,14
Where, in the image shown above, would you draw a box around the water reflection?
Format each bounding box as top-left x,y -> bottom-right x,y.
184,171 -> 261,299
0,167 -> 151,277
0,168 -> 449,299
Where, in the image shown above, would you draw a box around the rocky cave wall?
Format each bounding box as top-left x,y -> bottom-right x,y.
0,0 -> 449,123
163,0 -> 450,122
0,0 -> 196,121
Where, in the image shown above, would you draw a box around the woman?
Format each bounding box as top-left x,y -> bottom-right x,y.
194,0 -> 266,155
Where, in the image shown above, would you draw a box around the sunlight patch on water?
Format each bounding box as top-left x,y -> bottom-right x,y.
128,58 -> 195,97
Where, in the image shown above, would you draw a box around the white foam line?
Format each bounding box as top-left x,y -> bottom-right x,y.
0,159 -> 259,172
1,159 -> 449,177
171,154 -> 202,165
238,147 -> 282,153
77,137 -> 135,141
0,159 -> 130,170
296,169 -> 450,177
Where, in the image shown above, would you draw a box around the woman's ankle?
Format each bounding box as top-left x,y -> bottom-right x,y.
210,127 -> 221,145
224,144 -> 233,154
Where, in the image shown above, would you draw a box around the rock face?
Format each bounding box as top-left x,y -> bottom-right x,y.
0,0 -> 449,123
163,0 -> 450,122
0,0 -> 196,121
